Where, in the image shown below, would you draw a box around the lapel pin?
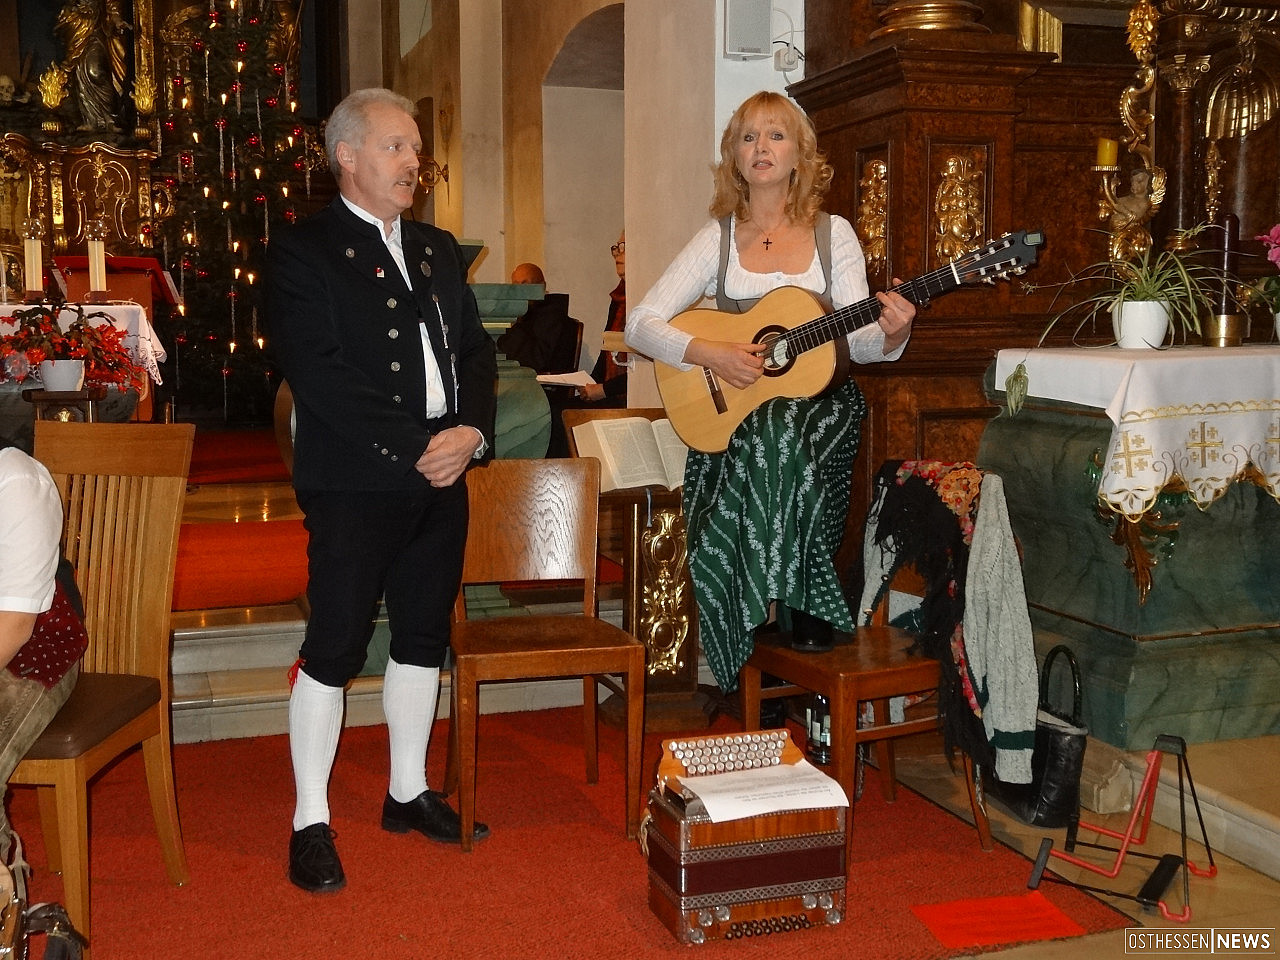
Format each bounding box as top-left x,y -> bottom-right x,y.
376,267 -> 385,278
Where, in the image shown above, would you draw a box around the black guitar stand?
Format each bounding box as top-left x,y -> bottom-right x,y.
1027,734 -> 1216,922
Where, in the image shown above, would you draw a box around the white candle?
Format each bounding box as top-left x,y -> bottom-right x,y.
24,238 -> 41,294
88,238 -> 108,292
1,252 -> 8,303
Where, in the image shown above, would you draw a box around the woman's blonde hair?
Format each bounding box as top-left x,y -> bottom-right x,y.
709,91 -> 833,225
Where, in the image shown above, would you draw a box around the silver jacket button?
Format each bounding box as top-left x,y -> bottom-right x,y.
387,297 -> 397,309
345,248 -> 355,258
387,328 -> 399,339
390,361 -> 401,371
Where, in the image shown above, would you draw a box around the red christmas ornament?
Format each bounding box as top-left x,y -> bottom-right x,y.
271,63 -> 285,77
253,192 -> 266,205
236,40 -> 248,54
164,119 -> 176,131
173,75 -> 185,87
175,334 -> 188,346
284,208 -> 297,223
231,81 -> 242,93
292,124 -> 303,137
247,134 -> 261,147
215,117 -> 227,130
292,159 -> 305,171
222,367 -> 231,377
197,269 -> 210,279
192,39 -> 204,53
265,96 -> 279,108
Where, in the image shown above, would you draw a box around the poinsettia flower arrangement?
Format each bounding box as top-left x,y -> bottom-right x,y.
0,295 -> 145,390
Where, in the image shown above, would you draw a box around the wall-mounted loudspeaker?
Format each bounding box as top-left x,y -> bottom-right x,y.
724,0 -> 772,60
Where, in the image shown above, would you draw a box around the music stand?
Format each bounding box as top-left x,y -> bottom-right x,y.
563,406 -> 715,731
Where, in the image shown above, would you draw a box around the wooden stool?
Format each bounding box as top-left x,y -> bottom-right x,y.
739,626 -> 993,852
21,386 -> 107,423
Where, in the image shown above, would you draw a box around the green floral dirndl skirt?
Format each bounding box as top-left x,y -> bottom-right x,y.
681,379 -> 867,691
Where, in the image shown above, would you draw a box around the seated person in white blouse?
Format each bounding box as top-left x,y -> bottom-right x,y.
624,91 -> 916,692
0,436 -> 83,892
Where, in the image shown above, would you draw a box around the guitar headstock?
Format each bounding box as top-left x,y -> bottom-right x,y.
955,229 -> 1045,285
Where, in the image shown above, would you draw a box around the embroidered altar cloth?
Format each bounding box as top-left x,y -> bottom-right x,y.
994,346 -> 1280,519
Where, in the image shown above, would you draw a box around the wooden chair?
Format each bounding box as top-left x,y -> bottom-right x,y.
442,457 -> 646,851
13,421 -> 195,943
739,562 -> 994,852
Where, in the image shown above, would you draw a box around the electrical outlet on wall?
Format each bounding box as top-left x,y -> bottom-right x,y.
774,44 -> 800,72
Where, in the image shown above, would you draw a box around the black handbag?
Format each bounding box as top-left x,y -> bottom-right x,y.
987,644 -> 1088,829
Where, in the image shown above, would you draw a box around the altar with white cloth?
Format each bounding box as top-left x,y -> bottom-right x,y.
0,301 -> 167,447
980,346 -> 1280,749
992,346 -> 1280,519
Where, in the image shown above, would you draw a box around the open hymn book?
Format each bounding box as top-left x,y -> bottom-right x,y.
571,416 -> 689,493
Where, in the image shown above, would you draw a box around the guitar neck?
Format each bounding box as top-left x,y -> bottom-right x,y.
785,265 -> 960,355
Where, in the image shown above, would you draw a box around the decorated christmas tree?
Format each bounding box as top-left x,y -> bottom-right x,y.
152,0 -> 325,423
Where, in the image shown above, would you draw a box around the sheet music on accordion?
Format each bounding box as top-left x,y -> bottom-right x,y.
657,730 -> 848,823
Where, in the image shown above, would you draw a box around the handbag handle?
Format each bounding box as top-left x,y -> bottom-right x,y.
1038,644 -> 1083,724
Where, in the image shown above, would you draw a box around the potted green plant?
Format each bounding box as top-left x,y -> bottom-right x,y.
1004,226 -> 1244,414
1033,226 -> 1233,350
0,295 -> 144,392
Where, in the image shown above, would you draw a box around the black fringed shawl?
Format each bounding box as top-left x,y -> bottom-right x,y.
856,459 -> 994,772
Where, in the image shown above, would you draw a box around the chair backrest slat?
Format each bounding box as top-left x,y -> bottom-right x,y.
455,458 -> 601,621
34,422 -> 194,683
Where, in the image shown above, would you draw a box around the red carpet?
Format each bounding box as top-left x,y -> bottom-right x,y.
10,709 -> 1129,959
188,428 -> 291,485
172,519 -> 309,610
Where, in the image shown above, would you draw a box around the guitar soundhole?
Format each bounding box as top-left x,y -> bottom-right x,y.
756,326 -> 792,376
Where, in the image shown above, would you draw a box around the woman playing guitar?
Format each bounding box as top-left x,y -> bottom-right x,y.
624,90 -> 916,692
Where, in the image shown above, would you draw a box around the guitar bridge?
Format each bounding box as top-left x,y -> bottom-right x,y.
702,368 -> 728,415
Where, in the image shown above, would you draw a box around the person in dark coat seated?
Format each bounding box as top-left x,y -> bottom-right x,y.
497,263 -> 580,375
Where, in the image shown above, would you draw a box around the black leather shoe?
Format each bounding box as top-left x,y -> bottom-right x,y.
381,790 -> 491,844
288,823 -> 345,893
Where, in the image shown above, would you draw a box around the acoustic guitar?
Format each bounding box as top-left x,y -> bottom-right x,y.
654,229 -> 1045,453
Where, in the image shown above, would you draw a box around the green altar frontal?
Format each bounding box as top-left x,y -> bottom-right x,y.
980,357 -> 1280,750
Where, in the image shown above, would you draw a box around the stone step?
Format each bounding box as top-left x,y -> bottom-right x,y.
169,594 -> 625,745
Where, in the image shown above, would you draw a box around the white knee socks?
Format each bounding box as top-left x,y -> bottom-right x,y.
289,667 -> 344,831
383,657 -> 440,803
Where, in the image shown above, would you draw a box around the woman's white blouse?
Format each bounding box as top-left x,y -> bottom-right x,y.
624,215 -> 906,370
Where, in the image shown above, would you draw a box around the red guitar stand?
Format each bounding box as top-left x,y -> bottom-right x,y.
1027,734 -> 1216,922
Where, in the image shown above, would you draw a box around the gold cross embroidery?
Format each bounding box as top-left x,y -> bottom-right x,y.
1111,430 -> 1154,478
1184,421 -> 1222,469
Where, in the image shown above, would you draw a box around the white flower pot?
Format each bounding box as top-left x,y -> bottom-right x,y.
1112,301 -> 1170,349
38,359 -> 86,392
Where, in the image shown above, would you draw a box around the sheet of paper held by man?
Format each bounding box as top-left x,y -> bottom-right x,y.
679,759 -> 849,822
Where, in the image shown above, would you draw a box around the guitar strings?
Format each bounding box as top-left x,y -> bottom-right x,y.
766,263 -> 953,359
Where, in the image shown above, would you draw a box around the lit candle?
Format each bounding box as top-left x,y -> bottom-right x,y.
23,238 -> 41,295
88,237 -> 108,293
1096,137 -> 1119,167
